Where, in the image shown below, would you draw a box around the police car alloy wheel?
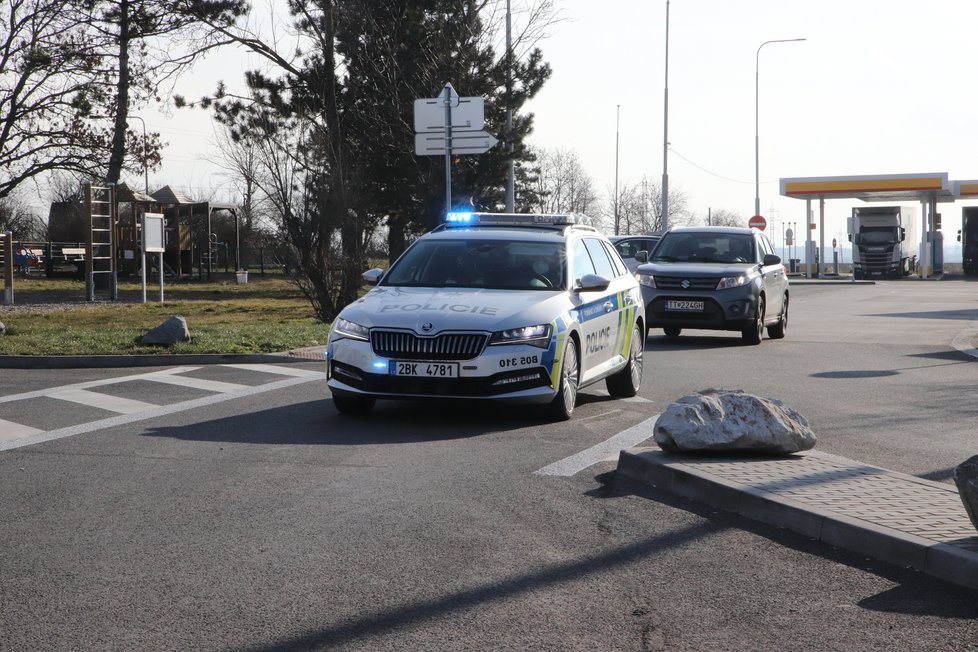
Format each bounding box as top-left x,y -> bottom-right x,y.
325,211 -> 645,420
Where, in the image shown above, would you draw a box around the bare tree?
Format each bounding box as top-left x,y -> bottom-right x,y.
532,147 -> 598,215
90,0 -> 247,185
703,208 -> 743,227
0,0 -> 113,200
0,196 -> 46,240
610,176 -> 691,234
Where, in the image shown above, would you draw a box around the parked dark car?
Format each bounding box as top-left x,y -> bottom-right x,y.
635,226 -> 788,344
609,234 -> 661,275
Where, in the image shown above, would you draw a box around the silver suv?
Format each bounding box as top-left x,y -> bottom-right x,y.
635,226 -> 788,344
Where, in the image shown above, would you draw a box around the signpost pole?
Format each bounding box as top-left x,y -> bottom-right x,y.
443,83 -> 453,215
140,212 -> 147,304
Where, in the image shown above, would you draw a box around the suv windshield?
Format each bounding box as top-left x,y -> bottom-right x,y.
383,239 -> 567,290
651,233 -> 755,264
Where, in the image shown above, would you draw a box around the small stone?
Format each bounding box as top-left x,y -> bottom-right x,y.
140,315 -> 191,346
0,321 -> 5,335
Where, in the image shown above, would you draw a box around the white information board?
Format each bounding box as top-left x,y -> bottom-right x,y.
143,213 -> 165,253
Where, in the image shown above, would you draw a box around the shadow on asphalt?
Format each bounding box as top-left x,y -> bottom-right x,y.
140,393 -> 618,445
865,308 -> 978,321
644,334 -> 752,350
602,472 -> 978,618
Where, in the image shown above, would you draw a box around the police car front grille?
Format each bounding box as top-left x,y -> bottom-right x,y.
653,276 -> 719,290
370,330 -> 488,361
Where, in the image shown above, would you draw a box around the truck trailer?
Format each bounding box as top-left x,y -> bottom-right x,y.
847,206 -> 918,279
960,207 -> 978,276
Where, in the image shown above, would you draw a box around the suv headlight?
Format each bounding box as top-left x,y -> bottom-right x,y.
636,273 -> 655,288
489,324 -> 552,348
332,317 -> 369,341
716,275 -> 749,290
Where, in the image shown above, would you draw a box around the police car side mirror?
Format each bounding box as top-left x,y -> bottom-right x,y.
635,250 -> 648,263
575,274 -> 610,293
362,268 -> 384,286
762,254 -> 781,267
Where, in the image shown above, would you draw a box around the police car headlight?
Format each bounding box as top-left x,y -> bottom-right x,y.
333,317 -> 369,341
489,324 -> 553,348
716,275 -> 748,290
636,273 -> 655,288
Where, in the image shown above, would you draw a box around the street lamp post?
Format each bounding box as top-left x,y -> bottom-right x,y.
660,0 -> 670,232
614,104 -> 620,235
754,38 -> 805,218
127,114 -> 149,193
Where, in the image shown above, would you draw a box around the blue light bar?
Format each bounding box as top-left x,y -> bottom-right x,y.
446,211 -> 475,224
443,212 -> 593,228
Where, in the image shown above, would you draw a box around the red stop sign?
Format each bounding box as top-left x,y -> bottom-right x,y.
748,215 -> 767,230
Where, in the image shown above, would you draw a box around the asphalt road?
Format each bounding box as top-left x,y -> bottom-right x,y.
2,280 -> 978,651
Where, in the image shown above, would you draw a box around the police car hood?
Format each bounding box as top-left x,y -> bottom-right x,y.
340,286 -> 566,332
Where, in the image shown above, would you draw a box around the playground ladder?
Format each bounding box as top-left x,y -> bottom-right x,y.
84,183 -> 118,301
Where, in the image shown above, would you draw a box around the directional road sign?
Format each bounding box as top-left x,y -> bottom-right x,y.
414,96 -> 485,133
415,130 -> 498,156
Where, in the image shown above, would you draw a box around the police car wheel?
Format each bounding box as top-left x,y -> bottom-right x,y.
606,324 -> 643,398
547,339 -> 579,421
332,393 -> 376,415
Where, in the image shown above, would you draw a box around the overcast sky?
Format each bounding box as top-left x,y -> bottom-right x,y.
140,0 -> 978,244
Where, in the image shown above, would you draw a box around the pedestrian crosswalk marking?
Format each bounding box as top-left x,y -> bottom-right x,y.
0,364 -> 325,450
48,388 -> 159,414
0,418 -> 43,441
145,375 -> 248,393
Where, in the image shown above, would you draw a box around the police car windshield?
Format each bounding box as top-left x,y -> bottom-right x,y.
383,239 -> 567,291
651,232 -> 755,264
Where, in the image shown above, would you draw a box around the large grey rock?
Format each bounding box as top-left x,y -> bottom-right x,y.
141,315 -> 190,346
954,455 -> 978,533
654,388 -> 816,454
0,321 -> 5,335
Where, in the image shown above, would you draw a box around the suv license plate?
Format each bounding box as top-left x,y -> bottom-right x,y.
390,361 -> 459,378
664,300 -> 704,312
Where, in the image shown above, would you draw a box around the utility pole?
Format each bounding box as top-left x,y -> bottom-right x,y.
660,0 -> 670,232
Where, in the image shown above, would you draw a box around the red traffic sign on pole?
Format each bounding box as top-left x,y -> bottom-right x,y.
748,215 -> 767,230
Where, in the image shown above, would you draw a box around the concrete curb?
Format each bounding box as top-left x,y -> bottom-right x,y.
616,447 -> 978,591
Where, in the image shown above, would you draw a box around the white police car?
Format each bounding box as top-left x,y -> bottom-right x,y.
326,212 -> 645,420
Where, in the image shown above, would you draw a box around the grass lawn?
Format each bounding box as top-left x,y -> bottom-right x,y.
0,274 -> 331,356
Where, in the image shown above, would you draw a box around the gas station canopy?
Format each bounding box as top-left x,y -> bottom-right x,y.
776,173 -> 968,279
780,172 -> 954,203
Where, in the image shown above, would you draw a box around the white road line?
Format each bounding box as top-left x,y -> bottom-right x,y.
145,375 -> 248,393
0,418 -> 43,441
0,372 -> 326,452
0,367 -> 202,405
223,363 -> 324,377
48,389 -> 158,414
534,414 -> 659,477
951,324 -> 978,359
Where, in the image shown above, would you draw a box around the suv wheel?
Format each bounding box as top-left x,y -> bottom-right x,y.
742,295 -> 764,345
767,294 -> 788,339
547,339 -> 579,421
663,326 -> 682,338
607,324 -> 643,397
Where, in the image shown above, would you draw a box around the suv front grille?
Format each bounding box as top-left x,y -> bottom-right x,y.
653,276 -> 719,290
370,330 -> 488,361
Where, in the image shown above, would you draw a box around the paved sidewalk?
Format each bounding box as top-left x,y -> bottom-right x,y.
617,447 -> 978,591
